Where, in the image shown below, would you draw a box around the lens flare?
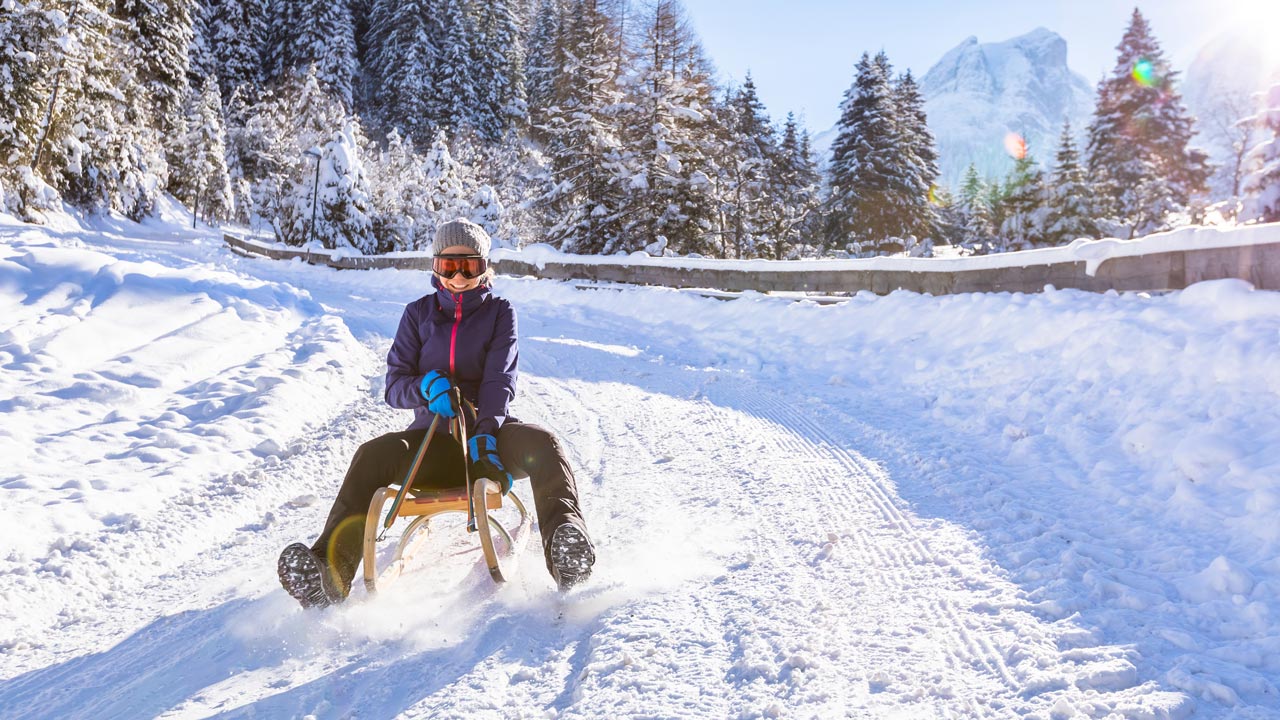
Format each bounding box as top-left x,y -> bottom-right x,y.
1003,132 -> 1027,160
1131,59 -> 1158,87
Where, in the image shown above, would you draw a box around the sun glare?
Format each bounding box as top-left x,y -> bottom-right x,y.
1223,3 -> 1280,72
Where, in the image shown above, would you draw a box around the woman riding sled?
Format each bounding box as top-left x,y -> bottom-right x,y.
278,218 -> 595,608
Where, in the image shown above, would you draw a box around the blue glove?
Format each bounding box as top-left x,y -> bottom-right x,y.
468,434 -> 514,495
419,370 -> 456,418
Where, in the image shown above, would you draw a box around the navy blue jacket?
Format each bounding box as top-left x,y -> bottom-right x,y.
385,276 -> 518,438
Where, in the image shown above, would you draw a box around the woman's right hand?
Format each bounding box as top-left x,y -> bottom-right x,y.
419,370 -> 456,418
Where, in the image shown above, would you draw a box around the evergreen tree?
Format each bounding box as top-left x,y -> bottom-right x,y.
1240,83 -> 1280,223
421,130 -> 472,240
369,129 -> 430,251
717,73 -> 779,259
1000,151 -> 1046,249
983,178 -> 1010,252
27,0 -> 163,218
1044,121 -> 1097,245
826,51 -> 918,253
929,185 -> 967,248
525,0 -> 563,131
187,0 -> 217,89
182,75 -> 235,222
0,3 -> 63,216
472,0 -> 528,142
469,183 -> 505,243
269,67 -> 351,244
313,120 -> 375,252
957,163 -> 994,252
1085,8 -> 1211,237
618,0 -> 719,256
892,70 -> 939,241
539,0 -> 627,254
433,0 -> 480,136
115,0 -> 193,145
351,0 -> 375,70
208,0 -> 268,100
264,0 -> 296,82
365,0 -> 438,141
292,0 -> 357,106
771,112 -> 821,259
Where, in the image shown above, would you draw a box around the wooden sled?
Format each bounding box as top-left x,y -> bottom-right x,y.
362,476 -> 529,594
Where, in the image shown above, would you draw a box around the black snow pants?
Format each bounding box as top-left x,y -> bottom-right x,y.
310,421 -> 590,597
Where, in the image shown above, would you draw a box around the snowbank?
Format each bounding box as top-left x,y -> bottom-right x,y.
0,212 -> 375,654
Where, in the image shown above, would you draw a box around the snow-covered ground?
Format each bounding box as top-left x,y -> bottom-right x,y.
1,205 -> 1279,719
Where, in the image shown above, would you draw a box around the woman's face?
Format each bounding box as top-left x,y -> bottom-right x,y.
435,244 -> 484,294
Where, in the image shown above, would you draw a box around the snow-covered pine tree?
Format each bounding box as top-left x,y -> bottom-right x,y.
263,0 -> 297,82
115,0 -> 192,151
999,151 -> 1046,249
313,120 -> 375,252
929,185 -> 967,248
957,163 -> 994,253
469,183 -> 505,243
1043,120 -> 1097,245
187,0 -> 217,89
771,112 -> 821,259
183,75 -> 235,222
0,3 -> 63,216
421,130 -> 473,244
208,0 -> 268,100
1085,8 -> 1211,237
433,0 -> 480,136
269,67 -> 351,244
30,0 -> 163,218
465,131 -> 549,249
290,0 -> 357,107
351,0 -> 374,69
1240,83 -> 1280,223
472,0 -> 528,142
539,0 -> 627,254
716,73 -> 780,259
892,70 -> 939,243
984,178 -> 1010,252
525,0 -> 563,132
826,51 -> 907,254
368,129 -> 430,251
365,0 -> 438,142
617,0 -> 719,256
226,83 -> 291,229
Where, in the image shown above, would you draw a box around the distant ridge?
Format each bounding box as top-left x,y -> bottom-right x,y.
921,28 -> 1094,189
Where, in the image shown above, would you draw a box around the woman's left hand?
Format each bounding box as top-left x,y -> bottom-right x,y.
469,434 -> 514,494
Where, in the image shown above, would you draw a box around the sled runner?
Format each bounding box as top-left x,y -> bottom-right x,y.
362,393 -> 529,593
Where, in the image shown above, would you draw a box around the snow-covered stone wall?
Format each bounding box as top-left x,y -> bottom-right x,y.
224,222 -> 1280,295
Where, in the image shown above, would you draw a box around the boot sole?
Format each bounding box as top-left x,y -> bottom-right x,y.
550,525 -> 595,592
278,543 -> 336,609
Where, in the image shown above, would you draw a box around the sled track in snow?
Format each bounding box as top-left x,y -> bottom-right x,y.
0,387 -> 402,681
2,330 -> 1196,719
518,333 -> 1192,718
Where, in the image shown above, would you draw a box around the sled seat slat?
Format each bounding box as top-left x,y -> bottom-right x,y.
391,485 -> 504,518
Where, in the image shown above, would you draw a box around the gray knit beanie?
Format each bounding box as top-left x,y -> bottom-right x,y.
433,218 -> 491,257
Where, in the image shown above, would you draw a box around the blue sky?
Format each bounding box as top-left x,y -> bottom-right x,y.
680,0 -> 1257,132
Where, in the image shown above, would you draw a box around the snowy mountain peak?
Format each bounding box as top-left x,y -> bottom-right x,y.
921,28 -> 1094,189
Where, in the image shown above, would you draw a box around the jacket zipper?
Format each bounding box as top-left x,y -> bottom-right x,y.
449,293 -> 462,376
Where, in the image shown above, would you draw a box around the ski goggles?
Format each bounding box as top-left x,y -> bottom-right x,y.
432,254 -> 488,279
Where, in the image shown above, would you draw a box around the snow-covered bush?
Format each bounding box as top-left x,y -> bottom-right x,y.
1240,84 -> 1280,223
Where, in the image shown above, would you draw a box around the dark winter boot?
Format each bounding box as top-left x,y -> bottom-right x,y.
549,524 -> 595,592
277,543 -> 344,609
